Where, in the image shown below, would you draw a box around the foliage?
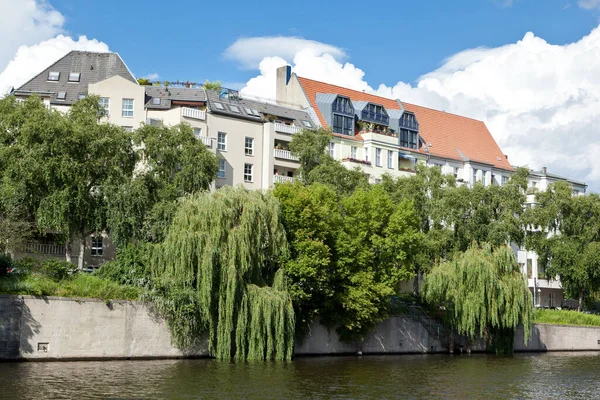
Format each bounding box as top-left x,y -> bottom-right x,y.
534,309 -> 600,327
95,244 -> 150,287
0,254 -> 11,276
137,78 -> 152,86
203,80 -> 223,94
424,243 -> 533,353
148,187 -> 295,360
41,259 -> 79,282
525,181 -> 600,310
289,128 -> 332,177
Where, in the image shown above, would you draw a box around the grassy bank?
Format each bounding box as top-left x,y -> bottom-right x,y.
534,309 -> 600,327
0,273 -> 141,300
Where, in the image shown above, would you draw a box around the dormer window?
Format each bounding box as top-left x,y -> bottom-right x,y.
400,112 -> 419,131
332,96 -> 354,115
48,71 -> 60,81
361,103 -> 389,125
399,112 -> 419,150
57,92 -> 67,101
68,72 -> 81,82
332,96 -> 354,135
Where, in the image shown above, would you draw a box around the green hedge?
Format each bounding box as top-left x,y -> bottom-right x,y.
534,309 -> 600,327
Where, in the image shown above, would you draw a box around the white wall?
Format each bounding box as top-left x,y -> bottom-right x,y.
88,75 -> 145,129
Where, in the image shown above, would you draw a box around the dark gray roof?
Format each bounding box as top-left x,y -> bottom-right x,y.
205,90 -> 314,127
14,51 -> 136,105
144,86 -> 207,109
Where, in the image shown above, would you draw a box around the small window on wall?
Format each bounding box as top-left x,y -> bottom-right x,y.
549,292 -> 555,308
217,132 -> 227,151
245,137 -> 254,156
244,163 -> 253,182
47,71 -> 60,81
350,146 -> 357,159
217,159 -> 226,179
91,237 -> 103,257
387,150 -> 393,169
68,72 -> 81,82
329,142 -> 335,158
193,128 -> 202,138
56,92 -> 67,100
122,98 -> 134,117
375,148 -> 382,167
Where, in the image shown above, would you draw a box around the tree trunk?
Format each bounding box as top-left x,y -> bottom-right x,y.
65,241 -> 72,264
77,237 -> 85,270
578,289 -> 584,312
449,332 -> 454,354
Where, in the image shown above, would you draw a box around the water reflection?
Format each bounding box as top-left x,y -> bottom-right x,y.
0,353 -> 599,399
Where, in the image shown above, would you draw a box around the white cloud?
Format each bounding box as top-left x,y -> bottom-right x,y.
578,0 -> 600,9
142,73 -> 160,81
238,27 -> 600,191
223,36 -> 346,69
0,0 -> 109,94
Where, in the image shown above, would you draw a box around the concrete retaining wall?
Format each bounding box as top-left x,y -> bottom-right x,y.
2,295 -> 600,360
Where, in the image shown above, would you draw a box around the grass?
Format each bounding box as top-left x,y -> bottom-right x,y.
534,308 -> 600,327
0,273 -> 142,301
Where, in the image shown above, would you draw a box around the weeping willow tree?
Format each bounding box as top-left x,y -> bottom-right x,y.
423,243 -> 533,354
149,187 -> 295,360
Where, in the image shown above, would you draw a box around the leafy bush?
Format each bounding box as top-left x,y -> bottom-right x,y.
0,254 -> 12,276
42,259 -> 78,281
95,244 -> 149,287
12,257 -> 42,274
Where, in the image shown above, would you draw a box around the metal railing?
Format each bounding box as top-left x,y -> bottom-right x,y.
274,123 -> 302,135
181,107 -> 206,120
26,242 -> 66,255
197,136 -> 212,147
273,148 -> 299,161
273,175 -> 295,184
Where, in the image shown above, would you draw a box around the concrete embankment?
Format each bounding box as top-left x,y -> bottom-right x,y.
1,295 -> 599,360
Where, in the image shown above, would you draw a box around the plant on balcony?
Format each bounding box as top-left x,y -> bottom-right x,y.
398,167 -> 416,172
357,121 -> 370,133
342,157 -> 371,166
275,143 -> 283,150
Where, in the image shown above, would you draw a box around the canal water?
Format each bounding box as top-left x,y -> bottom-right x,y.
1,352 -> 599,399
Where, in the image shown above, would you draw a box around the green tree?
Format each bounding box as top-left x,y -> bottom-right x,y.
203,80 -> 223,94
106,123 -> 218,246
148,187 -> 295,360
289,127 -> 332,176
526,182 -> 600,310
137,78 -> 152,86
424,243 -> 533,353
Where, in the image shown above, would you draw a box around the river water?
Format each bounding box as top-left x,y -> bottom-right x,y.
1,352 -> 599,399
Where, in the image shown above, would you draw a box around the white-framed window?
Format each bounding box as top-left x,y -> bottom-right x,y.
56,92 -> 66,101
244,163 -> 253,182
473,168 -> 478,183
98,97 -> 110,116
193,128 -> 202,138
68,72 -> 81,82
245,137 -> 254,156
122,98 -> 134,117
482,171 -> 487,186
47,71 -> 60,81
365,147 -> 369,162
217,132 -> 227,151
217,159 -> 226,179
387,150 -> 393,169
454,167 -> 459,178
548,292 -> 555,308
350,146 -> 357,159
574,190 -> 580,196
375,148 -> 382,167
91,236 -> 103,257
122,126 -> 133,132
502,175 -> 508,185
329,142 -> 335,158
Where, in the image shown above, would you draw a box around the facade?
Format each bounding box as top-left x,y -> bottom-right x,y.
516,167 -> 587,308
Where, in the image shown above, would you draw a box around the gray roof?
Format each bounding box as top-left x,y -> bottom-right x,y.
205,90 -> 314,127
528,168 -> 586,186
144,86 -> 207,109
14,51 -> 136,105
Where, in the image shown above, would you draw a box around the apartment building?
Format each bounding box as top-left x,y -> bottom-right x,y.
516,167 -> 587,308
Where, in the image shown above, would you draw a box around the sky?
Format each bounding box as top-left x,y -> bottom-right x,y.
2,0 -> 600,190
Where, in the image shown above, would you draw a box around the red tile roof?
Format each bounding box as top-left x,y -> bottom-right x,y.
296,76 -> 512,171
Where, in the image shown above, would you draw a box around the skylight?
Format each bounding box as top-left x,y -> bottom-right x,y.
229,105 -> 240,113
214,102 -> 224,110
302,120 -> 312,127
251,109 -> 261,117
57,92 -> 67,100
152,97 -> 161,105
244,107 -> 253,115
78,93 -> 86,100
48,71 -> 60,81
68,72 -> 81,82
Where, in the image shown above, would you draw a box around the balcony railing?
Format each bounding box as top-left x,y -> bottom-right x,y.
360,110 -> 389,125
197,136 -> 212,147
274,148 -> 299,161
274,175 -> 295,184
399,118 -> 419,131
26,242 -> 66,255
181,107 -> 206,121
274,123 -> 302,135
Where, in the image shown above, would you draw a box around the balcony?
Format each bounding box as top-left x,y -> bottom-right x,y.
274,148 -> 299,161
274,175 -> 295,184
274,123 -> 302,135
360,110 -> 389,125
197,136 -> 212,147
26,242 -> 66,255
181,107 -> 206,121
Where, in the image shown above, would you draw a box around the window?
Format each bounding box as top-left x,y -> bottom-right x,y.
361,103 -> 389,125
549,292 -> 555,308
47,71 -> 60,81
329,142 -> 335,158
491,174 -> 496,185
473,168 -> 478,183
217,132 -> 227,151
214,102 -> 225,110
532,181 -> 537,188
333,114 -> 354,135
574,190 -> 580,196
217,159 -> 226,179
332,96 -> 354,115
375,148 -> 382,167
482,171 -> 487,186
98,97 -> 110,116
152,97 -> 161,105
502,175 -> 508,185
91,237 -> 103,257
122,126 -> 133,132
387,150 -> 393,169
400,112 -> 419,130
365,147 -> 369,162
518,262 -> 525,276
244,163 -> 253,182
229,105 -> 240,113
193,128 -> 202,138
527,259 -> 533,279
56,92 -> 66,101
122,98 -> 134,117
400,129 -> 418,150
78,93 -> 86,100
302,120 -> 312,128
251,109 -> 261,117
245,137 -> 254,156
68,72 -> 81,82
538,261 -> 546,280
350,146 -> 357,159
454,167 -> 459,178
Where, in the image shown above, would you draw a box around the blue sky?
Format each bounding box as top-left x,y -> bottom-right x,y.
50,0 -> 600,87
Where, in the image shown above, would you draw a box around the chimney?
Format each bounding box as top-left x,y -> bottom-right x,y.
504,154 -> 508,160
542,166 -> 547,175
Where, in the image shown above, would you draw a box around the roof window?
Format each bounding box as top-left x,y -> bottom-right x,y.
244,107 -> 253,115
48,71 -> 60,81
78,93 -> 86,100
332,96 -> 354,116
214,102 -> 225,110
302,120 -> 312,128
251,109 -> 261,117
152,98 -> 161,105
229,105 -> 240,113
68,72 -> 81,82
57,92 -> 67,100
